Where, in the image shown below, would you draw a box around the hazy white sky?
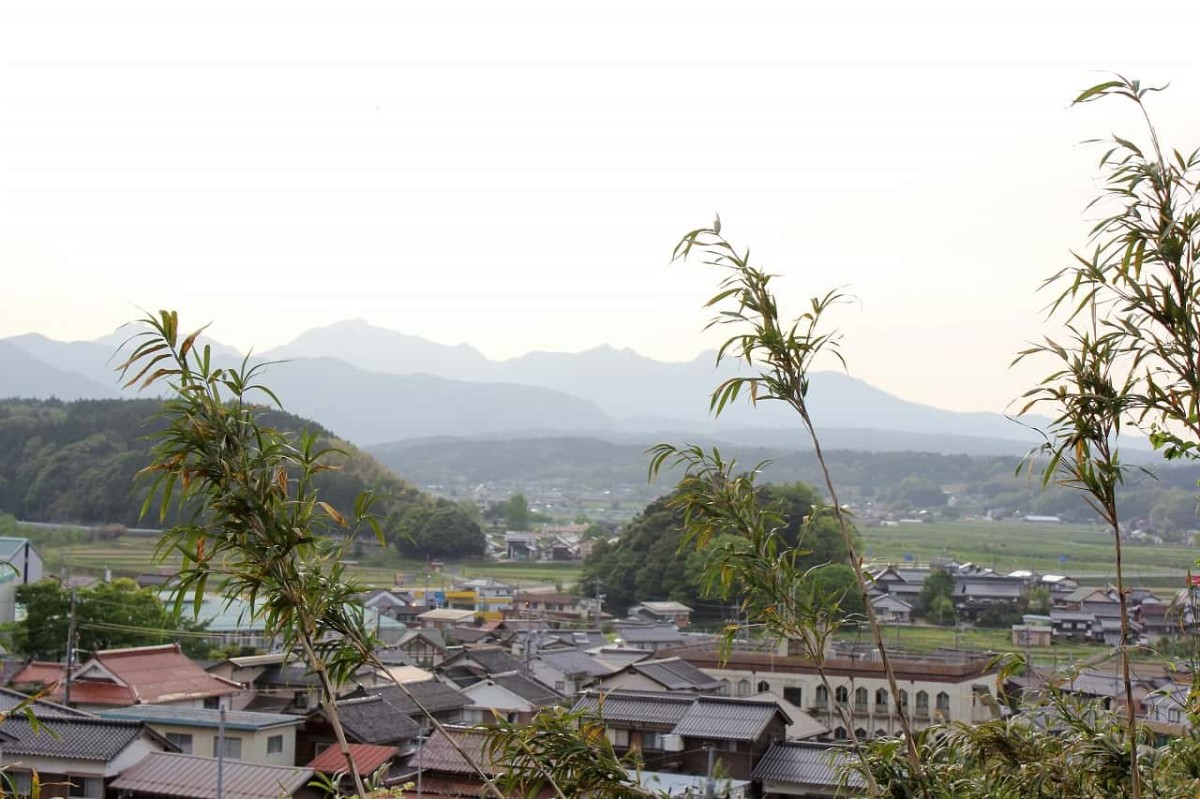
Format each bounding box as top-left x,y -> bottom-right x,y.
3,2 -> 1199,414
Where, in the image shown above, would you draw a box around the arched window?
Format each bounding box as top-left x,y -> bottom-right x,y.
718,679 -> 731,697
936,691 -> 951,716
875,729 -> 888,739
916,690 -> 930,716
757,680 -> 770,693
816,685 -> 829,706
854,687 -> 868,712
834,726 -> 847,740
875,688 -> 888,711
736,679 -> 751,697
898,689 -> 909,710
835,686 -> 849,705
854,728 -> 868,741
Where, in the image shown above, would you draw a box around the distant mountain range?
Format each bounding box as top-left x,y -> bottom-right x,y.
0,319 -> 1049,453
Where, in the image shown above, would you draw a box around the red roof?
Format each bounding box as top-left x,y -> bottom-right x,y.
307,743 -> 397,775
17,644 -> 240,707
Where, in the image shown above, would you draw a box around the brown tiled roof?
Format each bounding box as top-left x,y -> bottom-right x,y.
89,644 -> 241,704
307,743 -> 397,776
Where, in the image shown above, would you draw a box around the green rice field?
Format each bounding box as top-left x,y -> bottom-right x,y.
860,519 -> 1197,587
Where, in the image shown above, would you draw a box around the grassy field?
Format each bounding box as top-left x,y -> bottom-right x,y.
860,519 -> 1197,585
37,533 -> 579,591
30,518 -> 1198,598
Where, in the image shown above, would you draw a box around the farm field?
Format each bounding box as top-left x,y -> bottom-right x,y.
860,519 -> 1196,585
834,624 -> 1169,668
33,531 -> 578,591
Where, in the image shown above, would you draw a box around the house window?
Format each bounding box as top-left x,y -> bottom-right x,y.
203,696 -> 221,710
1169,708 -> 1182,723
718,679 -> 732,697
736,679 -> 751,697
9,771 -> 31,797
936,692 -> 951,716
855,728 -> 868,740
815,685 -> 829,707
915,691 -> 929,716
67,776 -> 103,799
833,726 -> 847,740
605,728 -> 630,747
855,687 -> 869,712
875,688 -> 888,711
166,732 -> 194,754
555,681 -> 566,693
898,690 -> 909,710
875,729 -> 887,738
213,736 -> 243,759
783,686 -> 802,706
835,686 -> 849,705
643,731 -> 662,750
267,734 -> 284,755
757,680 -> 770,693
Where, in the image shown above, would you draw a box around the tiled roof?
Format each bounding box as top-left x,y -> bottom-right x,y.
537,649 -> 614,677
333,695 -> 421,743
631,657 -> 723,691
375,679 -> 469,717
575,691 -> 790,743
573,692 -> 693,726
753,741 -> 864,788
457,646 -> 525,675
612,624 -> 685,645
258,660 -> 321,687
0,715 -> 155,761
412,726 -> 496,776
672,696 -> 786,742
491,673 -> 564,706
84,644 -> 240,705
98,705 -> 302,731
307,743 -> 397,776
0,685 -> 93,718
10,661 -> 67,686
111,752 -> 313,799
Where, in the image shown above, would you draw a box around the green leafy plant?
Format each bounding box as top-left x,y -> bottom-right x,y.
649,219 -> 922,791
118,311 -> 382,797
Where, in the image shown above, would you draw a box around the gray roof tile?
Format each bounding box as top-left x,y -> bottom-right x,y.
631,658 -> 722,691
335,695 -> 422,743
0,716 -> 153,761
753,741 -> 864,788
491,673 -> 564,706
573,692 -> 693,727
671,697 -> 783,742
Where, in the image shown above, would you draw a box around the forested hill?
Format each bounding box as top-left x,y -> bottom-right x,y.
0,398 -> 429,530
371,435 -> 1200,532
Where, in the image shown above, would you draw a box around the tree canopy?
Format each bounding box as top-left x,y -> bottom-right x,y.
580,481 -> 854,616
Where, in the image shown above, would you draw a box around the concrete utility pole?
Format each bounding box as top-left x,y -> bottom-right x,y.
216,705 -> 226,799
63,588 -> 77,706
703,744 -> 716,799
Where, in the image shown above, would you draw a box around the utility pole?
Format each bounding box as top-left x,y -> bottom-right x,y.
216,704 -> 226,799
593,580 -> 604,630
63,588 -> 77,706
703,743 -> 716,799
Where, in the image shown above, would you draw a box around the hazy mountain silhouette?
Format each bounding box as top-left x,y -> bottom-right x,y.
2,319 -> 1048,450
0,340 -> 120,401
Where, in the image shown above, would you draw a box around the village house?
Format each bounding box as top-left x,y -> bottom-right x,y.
573,691 -> 791,781
0,714 -> 174,799
596,656 -> 724,694
13,643 -> 241,712
98,705 -> 302,766
671,648 -> 1000,740
628,601 -> 693,628
111,752 -> 319,799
